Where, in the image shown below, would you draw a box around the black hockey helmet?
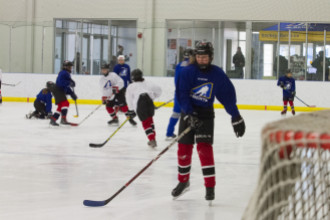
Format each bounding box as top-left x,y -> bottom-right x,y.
101,63 -> 110,69
285,69 -> 292,74
195,41 -> 214,58
46,81 -> 55,90
131,68 -> 144,82
183,48 -> 194,58
63,60 -> 74,67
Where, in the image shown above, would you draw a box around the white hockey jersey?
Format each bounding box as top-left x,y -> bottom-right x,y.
99,72 -> 124,99
126,80 -> 162,112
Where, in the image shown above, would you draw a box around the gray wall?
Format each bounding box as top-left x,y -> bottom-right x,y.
1,0 -> 330,75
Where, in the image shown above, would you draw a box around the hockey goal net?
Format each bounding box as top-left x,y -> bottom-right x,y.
243,110 -> 330,220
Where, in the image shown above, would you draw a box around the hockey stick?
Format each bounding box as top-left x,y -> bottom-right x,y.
295,95 -> 316,108
155,98 -> 174,110
83,126 -> 192,207
78,104 -> 103,126
72,88 -> 79,118
89,117 -> 129,148
2,81 -> 21,87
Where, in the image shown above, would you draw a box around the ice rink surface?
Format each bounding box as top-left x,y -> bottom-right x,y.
0,103 -> 296,220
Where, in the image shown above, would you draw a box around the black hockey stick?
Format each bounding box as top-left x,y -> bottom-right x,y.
295,95 -> 316,108
83,126 -> 192,207
155,98 -> 174,110
78,104 -> 102,126
89,118 -> 129,148
2,81 -> 21,87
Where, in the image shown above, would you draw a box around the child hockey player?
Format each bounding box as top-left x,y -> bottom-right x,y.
172,41 -> 245,204
26,82 -> 53,119
277,69 -> 296,115
100,64 -> 137,126
125,69 -> 162,148
165,48 -> 194,140
48,60 -> 78,126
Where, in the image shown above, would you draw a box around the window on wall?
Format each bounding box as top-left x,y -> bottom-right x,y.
54,19 -> 137,75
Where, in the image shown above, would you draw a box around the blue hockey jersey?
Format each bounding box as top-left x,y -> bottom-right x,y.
176,63 -> 240,118
36,89 -> 52,113
56,69 -> 74,95
277,76 -> 295,97
113,64 -> 131,88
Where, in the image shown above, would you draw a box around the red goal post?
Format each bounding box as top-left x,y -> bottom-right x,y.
242,110 -> 330,220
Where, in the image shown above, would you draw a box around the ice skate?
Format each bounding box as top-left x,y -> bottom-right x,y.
108,117 -> 119,125
281,109 -> 287,115
205,187 -> 214,206
147,140 -> 157,148
292,110 -> 295,115
165,134 -> 177,141
60,117 -> 71,125
172,181 -> 190,200
128,118 -> 137,126
50,117 -> 59,126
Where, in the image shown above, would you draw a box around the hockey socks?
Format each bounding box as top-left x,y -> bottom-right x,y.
166,114 -> 180,137
142,117 -> 156,141
177,143 -> 193,183
197,142 -> 216,188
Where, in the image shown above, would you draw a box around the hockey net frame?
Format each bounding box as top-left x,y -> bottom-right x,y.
243,110 -> 330,220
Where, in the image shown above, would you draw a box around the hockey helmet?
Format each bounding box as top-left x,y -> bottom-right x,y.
101,63 -> 110,69
183,48 -> 194,58
195,41 -> 214,58
46,81 -> 55,90
131,68 -> 143,82
63,60 -> 74,67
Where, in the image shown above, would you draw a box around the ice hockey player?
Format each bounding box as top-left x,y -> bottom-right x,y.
125,69 -> 162,148
48,60 -> 78,126
165,48 -> 195,140
172,41 -> 245,204
100,63 -> 137,126
0,68 -> 2,104
277,69 -> 296,115
26,82 -> 53,119
113,55 -> 132,114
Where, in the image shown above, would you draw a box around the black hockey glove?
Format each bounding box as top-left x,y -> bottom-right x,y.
291,91 -> 296,96
184,113 -> 202,129
280,82 -> 285,88
112,86 -> 119,94
232,115 -> 245,138
70,79 -> 76,88
126,110 -> 136,119
71,93 -> 78,101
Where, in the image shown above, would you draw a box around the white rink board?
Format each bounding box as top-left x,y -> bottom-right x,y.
2,73 -> 330,107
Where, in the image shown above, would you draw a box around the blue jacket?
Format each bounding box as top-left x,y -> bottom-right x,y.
176,63 -> 240,118
36,89 -> 52,113
113,64 -> 131,88
277,76 -> 295,97
56,69 -> 74,95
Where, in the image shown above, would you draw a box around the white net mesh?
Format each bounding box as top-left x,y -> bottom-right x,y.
243,110 -> 330,220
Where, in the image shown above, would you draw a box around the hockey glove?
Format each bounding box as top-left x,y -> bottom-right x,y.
71,93 -> 78,101
232,115 -> 245,138
101,96 -> 108,104
184,113 -> 202,129
126,110 -> 136,119
70,79 -> 76,88
112,86 -> 119,94
291,91 -> 296,96
280,82 -> 285,88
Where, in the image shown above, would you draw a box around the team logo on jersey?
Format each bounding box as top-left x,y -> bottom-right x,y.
285,81 -> 292,90
104,80 -> 112,88
120,68 -> 128,77
191,83 -> 213,102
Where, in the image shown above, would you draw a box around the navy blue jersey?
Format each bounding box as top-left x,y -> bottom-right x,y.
174,58 -> 190,85
56,69 -> 73,95
277,76 -> 295,97
176,63 -> 240,118
113,64 -> 131,88
36,89 -> 52,113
